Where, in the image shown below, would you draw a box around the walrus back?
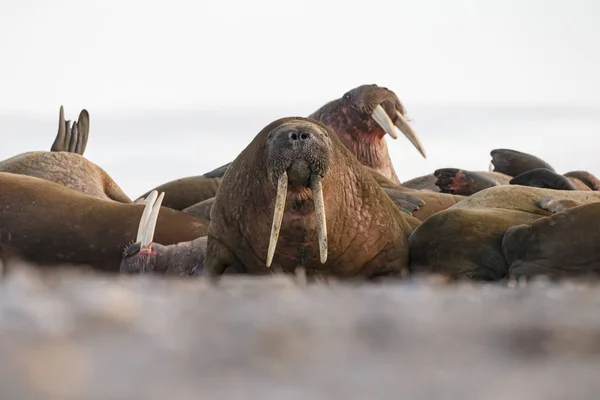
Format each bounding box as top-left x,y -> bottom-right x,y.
0,151 -> 131,203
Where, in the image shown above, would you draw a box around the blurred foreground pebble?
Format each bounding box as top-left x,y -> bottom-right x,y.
0,263 -> 599,399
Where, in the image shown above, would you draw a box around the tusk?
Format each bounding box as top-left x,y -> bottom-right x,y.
310,174 -> 328,264
394,110 -> 427,159
266,172 -> 288,268
135,190 -> 158,243
142,192 -> 165,250
372,104 -> 398,139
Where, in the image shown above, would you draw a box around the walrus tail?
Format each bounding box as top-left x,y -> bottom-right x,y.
51,106 -> 90,156
434,168 -> 499,196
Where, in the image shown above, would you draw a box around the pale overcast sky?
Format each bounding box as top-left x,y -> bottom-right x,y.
1,0 -> 599,115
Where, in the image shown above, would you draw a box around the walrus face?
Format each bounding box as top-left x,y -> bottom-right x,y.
323,84 -> 426,159
264,121 -> 333,268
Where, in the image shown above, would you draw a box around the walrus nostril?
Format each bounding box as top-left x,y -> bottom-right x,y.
290,132 -> 298,140
300,132 -> 310,140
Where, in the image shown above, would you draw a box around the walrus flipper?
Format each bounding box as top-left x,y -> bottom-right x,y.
536,196 -> 583,214
510,168 -> 578,191
50,106 -> 90,155
382,188 -> 425,215
490,149 -> 555,177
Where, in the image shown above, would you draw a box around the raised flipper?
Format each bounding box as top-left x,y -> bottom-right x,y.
509,168 -> 578,190
490,149 -> 555,177
50,105 -> 90,155
434,168 -> 499,196
536,196 -> 583,214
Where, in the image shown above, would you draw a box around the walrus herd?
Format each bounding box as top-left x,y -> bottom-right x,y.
2,85 -> 600,282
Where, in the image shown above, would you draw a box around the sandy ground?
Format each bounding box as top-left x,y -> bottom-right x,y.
0,264 -> 599,400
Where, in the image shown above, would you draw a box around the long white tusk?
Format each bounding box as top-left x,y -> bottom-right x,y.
372,104 -> 398,139
394,110 -> 427,159
135,190 -> 158,243
310,174 -> 328,264
266,172 -> 288,268
142,192 -> 165,249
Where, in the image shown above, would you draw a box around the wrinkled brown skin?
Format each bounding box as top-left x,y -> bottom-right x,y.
206,117 -> 415,279
135,176 -> 222,210
503,202 -> 600,280
308,84 -> 412,185
120,237 -> 208,276
490,148 -> 556,177
0,152 -> 131,203
408,185 -> 600,281
0,173 -> 208,271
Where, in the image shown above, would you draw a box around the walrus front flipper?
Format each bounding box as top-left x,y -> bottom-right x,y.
382,188 -> 425,215
563,170 -> 600,191
183,197 -> 214,225
490,149 -> 555,177
434,168 -> 499,196
536,196 -> 583,214
503,202 -> 600,281
510,168 -> 578,190
50,106 -> 90,155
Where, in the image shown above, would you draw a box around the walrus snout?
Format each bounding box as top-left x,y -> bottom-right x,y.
267,121 -> 332,188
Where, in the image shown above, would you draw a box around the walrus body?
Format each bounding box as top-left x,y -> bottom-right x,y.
206,117 -> 416,279
408,185 -> 600,280
503,202 -> 600,280
404,170 -> 512,193
0,173 -> 207,271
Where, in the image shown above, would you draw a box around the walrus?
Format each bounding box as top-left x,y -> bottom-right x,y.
509,168 -> 581,190
136,83 -> 427,209
0,108 -> 131,203
503,200 -> 600,280
408,185 -> 600,281
204,117 -> 418,279
403,148 -> 556,193
50,105 -> 90,155
120,191 -> 208,276
0,174 -> 207,271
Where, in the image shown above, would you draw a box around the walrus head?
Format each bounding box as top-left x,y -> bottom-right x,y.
265,121 -> 332,267
309,84 -> 426,185
120,190 -> 207,276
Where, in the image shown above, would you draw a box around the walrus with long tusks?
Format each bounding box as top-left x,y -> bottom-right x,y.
502,200 -> 600,280
0,106 -> 131,203
120,192 -> 208,276
136,83 -> 428,209
0,175 -> 207,271
408,185 -> 600,281
204,117 -> 418,279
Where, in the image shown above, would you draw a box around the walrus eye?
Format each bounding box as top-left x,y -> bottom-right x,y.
343,93 -> 351,101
